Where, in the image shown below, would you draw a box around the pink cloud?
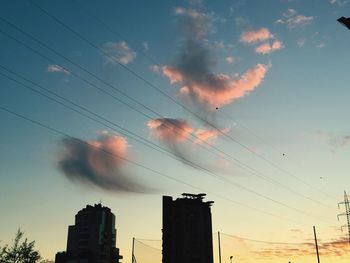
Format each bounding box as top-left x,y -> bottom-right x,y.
161,63 -> 268,110
87,135 -> 128,172
158,7 -> 269,111
147,118 -> 232,169
147,118 -> 193,142
147,118 -> 230,146
257,237 -> 350,258
58,133 -> 151,193
255,40 -> 283,54
194,128 -> 229,144
240,28 -> 273,43
216,154 -> 230,168
162,66 -> 183,84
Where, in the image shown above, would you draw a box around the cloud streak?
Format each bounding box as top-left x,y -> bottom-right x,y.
329,0 -> 347,6
174,7 -> 213,39
240,28 -> 283,55
240,28 -> 273,44
147,118 -> 200,169
255,40 -> 283,54
147,118 -> 231,171
257,237 -> 350,258
58,133 -> 152,193
46,64 -> 70,75
194,128 -> 229,144
147,118 -> 193,142
329,135 -> 350,150
314,132 -> 350,151
100,41 -> 136,65
276,9 -> 314,28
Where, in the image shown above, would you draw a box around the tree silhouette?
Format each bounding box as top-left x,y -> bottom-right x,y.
0,229 -> 41,263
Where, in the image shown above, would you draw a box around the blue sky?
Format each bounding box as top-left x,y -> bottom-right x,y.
1,0 -> 350,262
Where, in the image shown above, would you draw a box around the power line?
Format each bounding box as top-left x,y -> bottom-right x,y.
0,67 -> 334,223
135,232 -> 350,247
0,65 -> 236,179
0,17 -> 237,158
221,232 -> 312,246
218,112 -> 287,156
134,239 -> 161,251
222,232 -> 350,247
135,234 -> 312,246
0,105 -> 311,226
71,0 -> 286,158
0,68 -> 172,159
0,15 -> 334,210
0,19 -> 337,221
26,0 -> 335,201
71,0 -> 160,66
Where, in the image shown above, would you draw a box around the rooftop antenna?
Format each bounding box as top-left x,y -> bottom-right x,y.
337,191 -> 350,244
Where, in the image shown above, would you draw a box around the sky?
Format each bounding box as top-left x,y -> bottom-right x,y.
0,0 -> 350,262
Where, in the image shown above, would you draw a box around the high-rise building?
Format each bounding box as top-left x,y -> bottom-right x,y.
55,204 -> 123,263
162,193 -> 214,263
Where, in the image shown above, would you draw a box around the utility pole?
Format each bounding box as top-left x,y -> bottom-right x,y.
313,226 -> 321,263
131,237 -> 136,263
338,191 -> 350,244
218,231 -> 222,263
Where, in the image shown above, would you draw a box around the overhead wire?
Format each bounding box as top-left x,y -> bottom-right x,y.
0,27 -> 336,221
69,0 -> 339,207
26,0 -> 336,201
134,239 -> 162,252
0,105 -> 311,226
71,0 -> 288,158
135,232 -> 350,247
0,66 -> 335,223
0,16 -> 337,222
221,232 -> 312,245
71,0 -> 287,158
0,15 -> 334,209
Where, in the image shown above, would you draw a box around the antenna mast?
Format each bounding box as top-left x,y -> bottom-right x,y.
337,191 -> 350,244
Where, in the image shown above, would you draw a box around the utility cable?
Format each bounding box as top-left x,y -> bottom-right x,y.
0,105 -> 310,226
0,20 -> 333,209
26,0 -> 335,201
0,68 -> 335,223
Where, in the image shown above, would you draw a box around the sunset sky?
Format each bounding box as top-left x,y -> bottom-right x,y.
1,0 -> 350,262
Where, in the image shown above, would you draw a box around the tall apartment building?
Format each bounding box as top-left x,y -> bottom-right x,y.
55,204 -> 122,263
162,193 -> 214,263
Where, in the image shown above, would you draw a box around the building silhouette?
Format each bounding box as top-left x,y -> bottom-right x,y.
338,16 -> 350,30
55,204 -> 123,263
162,193 -> 214,263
